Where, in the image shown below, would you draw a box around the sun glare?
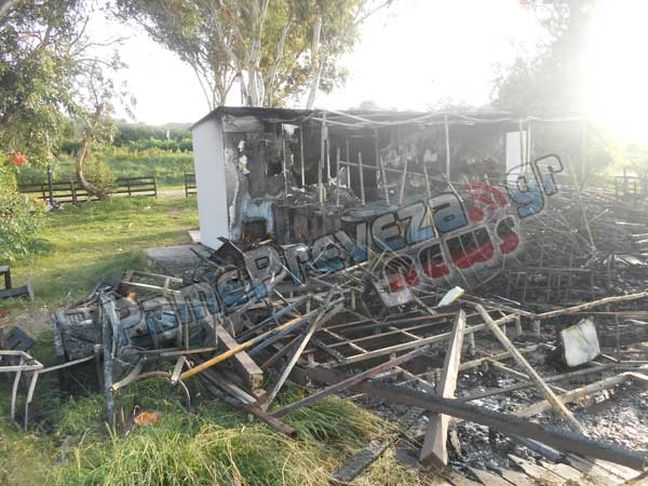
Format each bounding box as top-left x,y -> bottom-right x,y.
585,0 -> 648,142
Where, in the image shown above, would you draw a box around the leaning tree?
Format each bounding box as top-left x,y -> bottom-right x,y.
1,0 -> 128,200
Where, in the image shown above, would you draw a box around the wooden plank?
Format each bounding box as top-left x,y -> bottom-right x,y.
565,454 -> 624,485
517,373 -> 638,417
463,364 -> 611,402
498,468 -> 537,486
475,305 -> 586,434
330,439 -> 390,484
420,309 -> 466,466
445,471 -> 482,486
508,455 -> 564,485
585,457 -> 638,481
535,291 -> 648,320
538,460 -> 595,485
468,467 -> 513,486
214,325 -> 264,391
180,312 -> 315,381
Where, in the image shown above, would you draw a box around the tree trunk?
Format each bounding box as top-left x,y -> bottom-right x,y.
306,15 -> 323,109
266,16 -> 292,106
75,136 -> 107,200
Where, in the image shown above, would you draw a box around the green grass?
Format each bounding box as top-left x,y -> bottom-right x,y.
55,389 -> 384,486
0,191 -> 438,485
0,369 -> 396,486
3,195 -> 197,308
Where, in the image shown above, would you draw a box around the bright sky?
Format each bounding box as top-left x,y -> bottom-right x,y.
95,0 -> 648,142
584,0 -> 648,142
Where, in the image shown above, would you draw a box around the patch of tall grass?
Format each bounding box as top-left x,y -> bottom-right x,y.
50,381 -> 384,486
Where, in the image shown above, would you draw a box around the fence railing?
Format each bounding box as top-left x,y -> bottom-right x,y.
18,176 -> 157,204
114,176 -> 157,198
614,174 -> 648,201
184,172 -> 196,197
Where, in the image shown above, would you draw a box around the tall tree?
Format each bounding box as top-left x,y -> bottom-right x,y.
116,0 -> 393,109
1,0 -> 128,199
0,0 -> 82,167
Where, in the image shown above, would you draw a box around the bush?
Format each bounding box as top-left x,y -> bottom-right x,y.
0,185 -> 44,262
0,158 -> 20,188
0,159 -> 44,261
83,156 -> 117,197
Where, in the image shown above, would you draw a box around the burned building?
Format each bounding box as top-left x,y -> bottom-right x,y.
191,107 -> 584,249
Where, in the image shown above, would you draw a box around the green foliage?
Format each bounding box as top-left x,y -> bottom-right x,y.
121,138 -> 193,152
0,374 -> 385,486
106,148 -> 194,184
116,0 -> 387,107
113,122 -> 192,147
0,158 -> 17,190
0,0 -> 84,167
0,186 -> 44,263
83,155 -> 117,196
17,150 -> 193,186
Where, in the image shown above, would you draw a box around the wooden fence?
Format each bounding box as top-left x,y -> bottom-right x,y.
18,176 -> 157,204
184,172 -> 196,197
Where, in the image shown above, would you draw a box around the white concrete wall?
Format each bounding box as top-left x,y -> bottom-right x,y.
192,117 -> 228,249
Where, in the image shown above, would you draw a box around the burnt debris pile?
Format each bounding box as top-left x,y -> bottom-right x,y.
5,108 -> 648,484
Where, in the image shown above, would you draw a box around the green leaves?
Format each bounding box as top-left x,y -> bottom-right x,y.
0,0 -> 83,168
0,188 -> 44,263
117,0 -> 388,107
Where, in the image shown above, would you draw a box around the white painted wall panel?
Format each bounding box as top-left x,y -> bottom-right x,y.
192,117 -> 228,249
505,130 -> 528,172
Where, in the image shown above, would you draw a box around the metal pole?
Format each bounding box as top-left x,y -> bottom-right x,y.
99,293 -> 115,423
335,147 -> 341,208
345,138 -> 351,188
444,114 -> 451,181
376,129 -> 390,205
422,164 -> 431,198
358,151 -> 366,205
519,119 -> 525,172
319,112 -> 326,207
47,164 -> 54,206
399,155 -> 408,206
281,125 -> 289,199
581,119 -> 587,187
326,139 -> 331,182
299,128 -> 305,187
319,112 -> 328,234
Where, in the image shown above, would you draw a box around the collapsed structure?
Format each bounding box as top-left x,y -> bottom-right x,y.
7,108 -> 648,484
